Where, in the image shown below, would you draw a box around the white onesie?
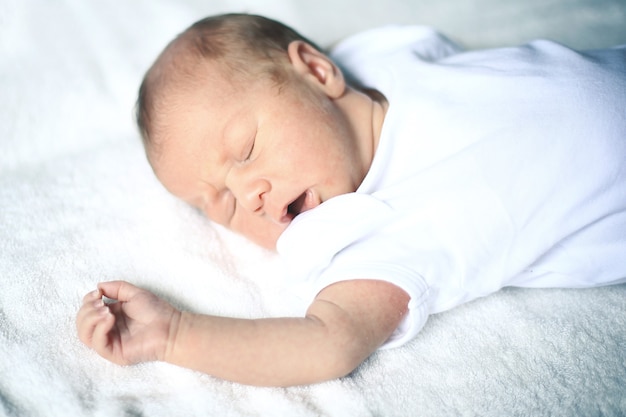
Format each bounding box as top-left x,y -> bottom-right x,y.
276,26 -> 626,348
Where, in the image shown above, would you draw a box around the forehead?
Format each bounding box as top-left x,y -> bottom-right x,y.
149,67 -> 258,198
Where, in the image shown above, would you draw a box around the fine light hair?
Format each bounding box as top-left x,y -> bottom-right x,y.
135,13 -> 322,151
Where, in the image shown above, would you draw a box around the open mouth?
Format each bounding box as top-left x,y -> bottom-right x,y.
287,191 -> 309,217
282,190 -> 320,223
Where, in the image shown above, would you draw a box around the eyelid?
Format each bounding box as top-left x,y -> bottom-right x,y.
244,134 -> 256,162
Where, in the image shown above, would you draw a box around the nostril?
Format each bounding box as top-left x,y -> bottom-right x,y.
252,196 -> 265,214
245,187 -> 268,215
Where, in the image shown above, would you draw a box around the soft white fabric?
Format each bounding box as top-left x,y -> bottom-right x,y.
279,27 -> 626,348
2,1 -> 626,416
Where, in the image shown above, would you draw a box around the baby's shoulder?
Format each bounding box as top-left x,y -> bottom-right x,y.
331,25 -> 462,65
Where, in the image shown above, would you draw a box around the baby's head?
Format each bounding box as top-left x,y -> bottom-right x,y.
136,14 -> 383,249
136,14 -> 322,149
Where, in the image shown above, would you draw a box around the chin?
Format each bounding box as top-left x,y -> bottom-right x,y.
246,223 -> 286,252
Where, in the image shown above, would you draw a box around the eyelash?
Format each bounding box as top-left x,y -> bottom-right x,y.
244,137 -> 256,162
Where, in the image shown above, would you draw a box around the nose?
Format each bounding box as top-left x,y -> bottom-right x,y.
226,171 -> 270,214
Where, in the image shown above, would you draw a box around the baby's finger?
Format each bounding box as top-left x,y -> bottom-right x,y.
76,300 -> 110,346
77,289 -> 104,330
82,288 -> 102,304
91,312 -> 120,363
76,295 -> 100,333
98,281 -> 142,303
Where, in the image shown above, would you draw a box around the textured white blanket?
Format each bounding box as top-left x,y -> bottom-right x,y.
1,1 -> 625,416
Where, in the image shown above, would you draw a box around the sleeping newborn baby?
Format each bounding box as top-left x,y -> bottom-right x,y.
76,13 -> 626,387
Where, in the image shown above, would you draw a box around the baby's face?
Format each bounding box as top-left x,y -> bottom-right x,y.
151,64 -> 366,250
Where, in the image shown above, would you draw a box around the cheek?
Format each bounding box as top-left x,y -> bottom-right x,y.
200,189 -> 235,227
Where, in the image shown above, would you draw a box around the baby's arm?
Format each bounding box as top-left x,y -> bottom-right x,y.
76,279 -> 409,387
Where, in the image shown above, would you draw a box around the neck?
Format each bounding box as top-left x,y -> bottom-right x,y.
335,86 -> 388,181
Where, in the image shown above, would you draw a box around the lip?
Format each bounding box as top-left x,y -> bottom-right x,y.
279,189 -> 319,223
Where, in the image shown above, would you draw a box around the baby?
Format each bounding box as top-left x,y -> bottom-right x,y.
76,13 -> 626,387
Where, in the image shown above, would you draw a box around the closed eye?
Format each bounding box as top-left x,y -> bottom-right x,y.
244,135 -> 256,162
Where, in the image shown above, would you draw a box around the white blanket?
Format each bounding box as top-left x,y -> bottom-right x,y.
1,0 -> 625,416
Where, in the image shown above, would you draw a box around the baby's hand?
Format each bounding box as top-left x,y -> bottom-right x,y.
76,281 -> 180,366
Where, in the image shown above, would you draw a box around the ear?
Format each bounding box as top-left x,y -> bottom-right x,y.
287,41 -> 346,99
